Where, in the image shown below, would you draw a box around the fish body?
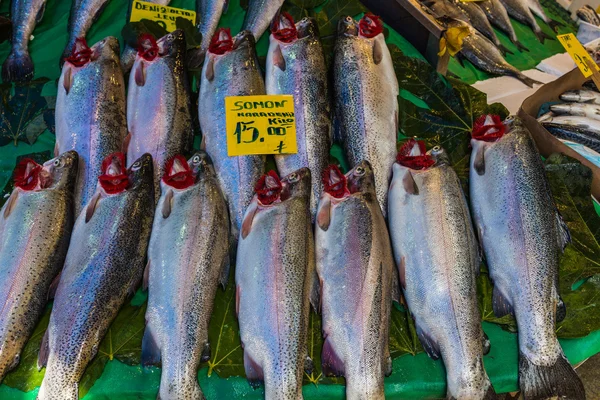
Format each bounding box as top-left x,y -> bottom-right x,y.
538,114 -> 600,133
526,0 -> 562,32
333,15 -> 398,217
243,0 -> 285,40
266,15 -> 331,220
55,36 -> 127,217
127,30 -> 192,201
0,152 -> 78,382
199,29 -> 265,245
544,124 -> 600,152
236,168 -> 313,400
550,102 -> 600,120
451,0 -> 511,55
36,153 -> 154,400
388,142 -> 494,399
190,0 -> 228,66
316,162 -> 394,400
62,0 -> 110,62
560,89 -> 600,104
143,152 -> 229,400
498,0 -> 551,43
477,0 -> 528,51
2,0 -> 46,81
426,0 -> 469,22
469,116 -> 585,399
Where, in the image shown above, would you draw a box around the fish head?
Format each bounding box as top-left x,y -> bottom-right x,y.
470,114 -> 508,146
358,14 -> 384,39
427,145 -> 450,166
127,153 -> 154,193
254,170 -> 283,206
281,167 -> 311,201
157,29 -> 186,58
161,154 -> 195,190
98,152 -> 130,195
64,38 -> 93,68
232,30 -> 257,52
137,34 -> 160,62
40,151 -> 79,192
208,28 -> 234,56
347,160 -> 376,196
322,164 -> 350,200
338,16 -> 359,37
297,17 -> 320,39
91,36 -> 120,61
188,151 -> 216,178
270,11 -> 298,43
396,138 -> 436,170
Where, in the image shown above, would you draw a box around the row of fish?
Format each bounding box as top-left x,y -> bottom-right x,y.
1,0 -> 285,82
538,88 -> 600,152
576,5 -> 600,26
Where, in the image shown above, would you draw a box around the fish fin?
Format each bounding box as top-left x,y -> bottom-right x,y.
397,256 -> 407,291
241,201 -> 258,239
272,44 -> 286,71
482,331 -> 491,355
304,355 -> 314,375
201,342 -> 211,362
205,57 -> 215,82
47,272 -> 62,300
141,326 -> 161,366
243,351 -> 264,388
553,279 -> 566,323
492,285 -> 514,317
514,40 -> 529,52
474,145 -> 486,176
143,260 -> 150,291
372,39 -> 383,65
3,190 -> 18,219
316,196 -> 331,231
36,2 -> 46,23
200,134 -> 206,151
555,210 -> 571,251
385,355 -> 393,376
2,51 -> 34,82
235,285 -> 240,317
54,142 -> 60,157
402,171 -> 419,195
134,61 -> 146,86
219,252 -> 230,289
455,52 -> 466,68
321,337 -> 345,377
391,265 -> 401,304
162,189 -> 174,218
534,29 -> 554,44
123,132 -> 131,154
85,192 -> 101,223
63,66 -> 72,95
498,43 -> 513,56
548,19 -> 563,33
519,351 -> 585,400
416,326 -> 440,360
37,329 -> 49,370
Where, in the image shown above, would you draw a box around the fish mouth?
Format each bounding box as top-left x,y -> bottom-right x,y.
13,158 -> 43,190
280,168 -> 309,201
209,28 -> 234,55
358,14 -> 383,38
396,139 -> 435,170
271,12 -> 298,43
137,34 -> 159,61
156,30 -> 184,56
255,171 -> 282,205
162,154 -> 195,189
98,153 -> 129,194
322,165 -> 349,199
338,16 -> 358,36
65,38 -> 93,67
233,30 -> 255,50
471,114 -> 507,142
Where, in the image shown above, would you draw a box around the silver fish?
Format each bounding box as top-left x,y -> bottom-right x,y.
187,0 -> 228,68
36,152 -> 154,400
55,36 -> 127,217
2,0 -> 46,81
316,162 -> 394,400
477,0 -> 529,51
0,152 -> 78,381
242,0 -> 284,40
199,29 -> 265,246
62,0 -> 110,63
447,20 -> 540,87
544,124 -> 600,153
236,168 -> 314,400
560,89 -> 600,104
470,115 -> 585,399
526,0 -> 562,32
127,30 -> 192,201
552,103 -> 600,120
499,0 -> 552,43
388,141 -> 495,399
143,152 -> 229,400
334,15 -> 398,217
538,113 -> 600,133
266,14 -> 331,220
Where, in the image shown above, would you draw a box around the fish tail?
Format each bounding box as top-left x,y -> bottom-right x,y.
37,377 -> 78,400
519,352 -> 585,400
512,71 -> 541,88
548,19 -> 564,33
498,43 -> 514,56
534,29 -> 554,44
2,50 -> 34,82
513,39 -> 530,52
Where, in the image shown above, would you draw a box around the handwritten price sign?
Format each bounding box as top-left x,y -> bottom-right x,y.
225,95 -> 298,156
557,33 -> 599,78
130,0 -> 196,31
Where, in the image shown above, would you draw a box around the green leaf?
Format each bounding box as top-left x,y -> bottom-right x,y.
0,81 -> 50,146
314,0 -> 367,38
477,272 -> 517,331
389,303 -> 422,358
121,19 -> 168,48
175,17 -> 202,50
557,275 -> 600,338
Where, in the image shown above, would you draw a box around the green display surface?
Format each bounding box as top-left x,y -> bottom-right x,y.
0,0 -> 598,399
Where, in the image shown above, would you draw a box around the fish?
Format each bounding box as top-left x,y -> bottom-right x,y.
538,113 -> 600,134
447,20 -> 541,87
577,5 -> 600,26
55,36 -> 127,217
387,140 -> 495,399
469,114 -> 585,399
127,30 -> 193,201
477,0 -> 529,52
242,0 -> 284,40
316,162 -> 394,400
498,0 -> 553,43
61,0 -> 110,63
236,168 -> 315,399
2,0 -> 47,81
551,102 -> 600,120
143,152 -> 229,400
198,28 -> 265,247
334,14 -> 398,217
544,124 -> 600,153
560,89 -> 600,104
266,13 -> 331,220
188,0 -> 228,68
36,152 -> 155,400
0,151 -> 78,382
526,0 -> 563,32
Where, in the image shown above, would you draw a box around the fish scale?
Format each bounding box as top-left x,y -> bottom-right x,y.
62,0 -> 110,62
243,0 -> 285,40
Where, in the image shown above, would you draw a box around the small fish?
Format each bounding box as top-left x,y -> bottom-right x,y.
560,89 -> 600,104
551,102 -> 600,120
477,0 -> 529,52
36,153 -> 154,400
544,124 -> 600,153
499,0 -> 553,43
2,0 -> 47,81
538,114 -> 600,134
236,168 -> 315,399
242,0 -> 285,40
143,152 -> 229,400
0,152 -> 78,382
61,0 -> 111,63
187,0 -> 228,68
526,0 -> 563,32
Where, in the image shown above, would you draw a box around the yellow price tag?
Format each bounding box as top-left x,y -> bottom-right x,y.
225,95 -> 298,156
130,0 -> 196,32
557,33 -> 599,78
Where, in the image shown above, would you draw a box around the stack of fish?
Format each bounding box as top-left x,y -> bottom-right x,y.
538,88 -> 600,152
577,5 -> 600,26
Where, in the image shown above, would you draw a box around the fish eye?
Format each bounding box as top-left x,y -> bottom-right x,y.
355,166 -> 365,176
432,146 -> 441,152
131,160 -> 142,171
345,16 -> 353,22
53,158 -> 62,167
288,173 -> 299,183
192,155 -> 201,164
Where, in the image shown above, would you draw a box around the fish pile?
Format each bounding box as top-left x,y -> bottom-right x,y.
577,5 -> 600,26
538,88 -> 600,153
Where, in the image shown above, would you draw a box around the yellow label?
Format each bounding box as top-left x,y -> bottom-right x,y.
130,0 -> 196,32
557,33 -> 599,78
225,95 -> 298,156
439,25 -> 471,57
